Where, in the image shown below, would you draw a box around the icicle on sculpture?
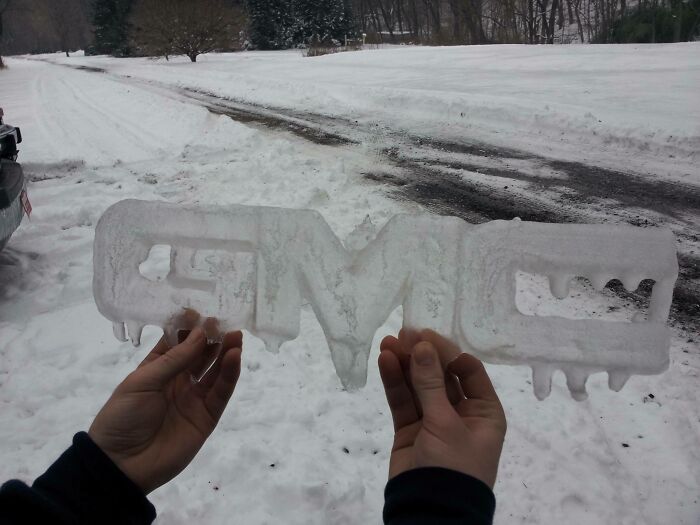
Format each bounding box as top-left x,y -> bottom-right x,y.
93,200 -> 678,400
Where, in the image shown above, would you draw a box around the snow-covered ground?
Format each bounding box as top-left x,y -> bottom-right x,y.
1,45 -> 699,524
34,43 -> 700,183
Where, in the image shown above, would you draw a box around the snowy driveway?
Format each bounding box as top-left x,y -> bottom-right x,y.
1,48 -> 699,524
33,46 -> 700,331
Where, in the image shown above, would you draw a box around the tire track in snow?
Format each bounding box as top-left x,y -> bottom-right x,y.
30,58 -> 700,332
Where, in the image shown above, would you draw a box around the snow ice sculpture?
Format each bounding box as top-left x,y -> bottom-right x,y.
93,199 -> 678,400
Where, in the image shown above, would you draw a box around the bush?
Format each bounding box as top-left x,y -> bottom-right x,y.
131,0 -> 243,62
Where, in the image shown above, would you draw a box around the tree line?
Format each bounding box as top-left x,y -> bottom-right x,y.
0,0 -> 93,65
1,0 -> 698,68
0,0 -> 246,63
355,0 -> 699,44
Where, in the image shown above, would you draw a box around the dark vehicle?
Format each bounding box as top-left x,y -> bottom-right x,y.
0,107 -> 22,161
0,107 -> 30,250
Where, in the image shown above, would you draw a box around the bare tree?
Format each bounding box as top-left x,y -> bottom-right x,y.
0,0 -> 12,67
0,0 -> 92,57
49,0 -> 82,57
131,0 -> 177,59
132,0 -> 242,62
353,0 -> 641,44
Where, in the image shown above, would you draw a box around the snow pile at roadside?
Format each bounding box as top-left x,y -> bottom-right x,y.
1,54 -> 699,525
40,43 -> 700,184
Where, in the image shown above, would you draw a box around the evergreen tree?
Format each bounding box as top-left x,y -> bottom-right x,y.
293,0 -> 349,45
91,0 -> 134,56
342,0 -> 357,39
608,0 -> 700,43
246,0 -> 355,48
246,0 -> 294,49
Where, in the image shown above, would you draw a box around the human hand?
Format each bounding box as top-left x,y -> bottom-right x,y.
89,326 -> 243,494
378,329 -> 506,488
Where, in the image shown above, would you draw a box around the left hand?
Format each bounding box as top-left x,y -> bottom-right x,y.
379,329 -> 506,488
89,327 -> 243,494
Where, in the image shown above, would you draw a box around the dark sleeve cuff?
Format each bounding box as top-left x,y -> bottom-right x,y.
30,432 -> 156,524
383,467 -> 496,525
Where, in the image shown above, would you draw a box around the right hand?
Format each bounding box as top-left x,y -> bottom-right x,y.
378,329 -> 507,489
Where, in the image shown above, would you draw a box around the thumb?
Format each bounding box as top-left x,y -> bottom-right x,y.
410,341 -> 453,418
143,327 -> 206,387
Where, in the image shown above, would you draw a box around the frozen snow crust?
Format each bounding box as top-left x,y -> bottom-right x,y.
94,200 -> 678,400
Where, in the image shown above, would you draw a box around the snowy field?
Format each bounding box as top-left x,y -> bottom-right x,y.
1,44 -> 699,524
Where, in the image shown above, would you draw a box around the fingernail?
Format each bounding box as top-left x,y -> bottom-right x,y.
414,344 -> 434,366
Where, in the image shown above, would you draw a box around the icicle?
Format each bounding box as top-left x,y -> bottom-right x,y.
259,333 -> 284,354
608,370 -> 630,392
532,364 -> 553,400
648,278 -> 675,322
126,321 -> 144,346
328,339 -> 369,391
112,322 -> 127,342
549,274 -> 572,299
565,368 -> 589,401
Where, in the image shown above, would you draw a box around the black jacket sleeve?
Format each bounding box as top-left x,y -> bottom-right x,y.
0,432 -> 156,525
383,467 -> 496,525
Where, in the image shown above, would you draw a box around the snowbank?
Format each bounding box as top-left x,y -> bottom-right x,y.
38,43 -> 700,184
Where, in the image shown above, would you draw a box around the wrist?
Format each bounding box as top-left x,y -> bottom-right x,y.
384,467 -> 496,523
33,433 -> 157,522
87,429 -> 151,494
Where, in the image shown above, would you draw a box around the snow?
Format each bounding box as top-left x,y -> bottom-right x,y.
1,45 -> 699,524
34,43 -> 700,184
94,200 -> 677,398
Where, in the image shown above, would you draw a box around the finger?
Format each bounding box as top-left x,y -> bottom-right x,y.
143,327 -> 207,387
417,329 -> 468,404
445,373 -> 465,405
174,309 -> 203,344
410,342 -> 454,420
389,335 -> 461,404
381,333 -> 422,415
137,335 -> 170,368
177,308 -> 202,332
188,328 -> 243,381
176,316 -> 222,379
189,341 -> 222,383
197,331 -> 244,390
392,330 -> 462,405
380,335 -> 400,352
222,330 -> 243,351
201,317 -> 221,343
418,329 -> 463,368
381,334 -> 409,371
395,328 -> 419,376
204,346 -> 242,422
447,353 -> 501,403
398,328 -> 420,357
378,349 -> 420,431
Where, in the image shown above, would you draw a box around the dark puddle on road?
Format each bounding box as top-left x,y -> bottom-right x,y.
204,103 -> 353,147
72,65 -> 107,73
